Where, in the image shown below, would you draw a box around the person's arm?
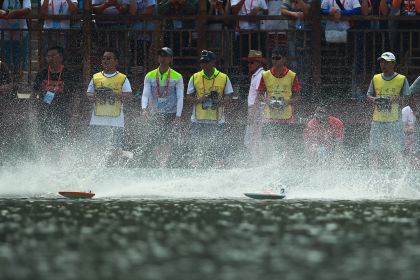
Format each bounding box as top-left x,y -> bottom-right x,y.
222,77 -> 234,104
129,0 -> 136,15
287,76 -> 302,106
40,0 -> 49,15
366,80 -> 376,103
380,0 -> 389,15
141,75 -> 152,113
339,7 -> 361,15
66,0 -> 79,14
93,0 -> 114,14
175,78 -> 184,118
230,0 -> 245,15
410,76 -> 420,96
392,0 -> 402,9
86,79 -> 96,102
360,0 -> 370,15
297,0 -> 309,17
120,78 -> 132,102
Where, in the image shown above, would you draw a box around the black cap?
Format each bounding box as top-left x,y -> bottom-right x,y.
199,50 -> 216,63
271,47 -> 287,58
157,47 -> 173,57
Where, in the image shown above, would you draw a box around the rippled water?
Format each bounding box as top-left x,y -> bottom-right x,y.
1,162 -> 420,280
1,199 -> 420,280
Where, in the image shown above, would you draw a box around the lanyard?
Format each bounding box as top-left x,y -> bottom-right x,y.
202,76 -> 216,96
243,0 -> 254,14
155,68 -> 171,97
332,0 -> 346,8
47,65 -> 63,91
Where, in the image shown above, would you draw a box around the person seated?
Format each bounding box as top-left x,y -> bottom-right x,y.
303,104 -> 345,165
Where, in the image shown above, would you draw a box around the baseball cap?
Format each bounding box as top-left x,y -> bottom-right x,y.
377,52 -> 396,62
157,47 -> 173,57
199,50 -> 216,63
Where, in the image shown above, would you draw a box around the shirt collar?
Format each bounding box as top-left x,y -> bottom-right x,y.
201,68 -> 220,80
252,67 -> 264,78
270,66 -> 289,78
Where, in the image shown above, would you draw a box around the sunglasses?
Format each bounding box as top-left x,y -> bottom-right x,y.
271,56 -> 282,60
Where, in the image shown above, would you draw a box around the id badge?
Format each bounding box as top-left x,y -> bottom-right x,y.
157,97 -> 167,109
43,91 -> 55,104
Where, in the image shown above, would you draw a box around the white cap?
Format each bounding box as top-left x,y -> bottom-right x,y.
377,52 -> 396,62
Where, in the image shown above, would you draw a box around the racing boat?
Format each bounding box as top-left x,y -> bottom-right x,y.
58,191 -> 95,199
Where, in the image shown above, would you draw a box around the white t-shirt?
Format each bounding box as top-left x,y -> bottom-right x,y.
247,67 -> 264,107
42,0 -> 78,29
231,0 -> 268,30
0,0 -> 31,40
87,72 -> 132,128
260,0 -> 287,32
321,0 -> 360,31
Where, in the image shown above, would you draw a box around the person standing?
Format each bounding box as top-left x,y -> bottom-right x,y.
257,46 -> 301,158
33,46 -> 78,155
402,76 -> 420,168
86,49 -> 132,162
0,0 -> 31,70
142,47 -> 184,167
366,52 -> 410,168
186,50 -> 234,167
243,50 -> 265,162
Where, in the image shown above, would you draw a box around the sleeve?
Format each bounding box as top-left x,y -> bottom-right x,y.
321,0 -> 331,14
186,76 -> 196,95
401,107 -> 409,123
230,0 -> 241,5
259,0 -> 268,9
23,0 -> 31,9
292,75 -> 302,92
401,78 -> 411,96
176,78 -> 184,117
92,0 -> 103,5
410,76 -> 420,95
86,79 -> 95,93
366,80 -> 375,97
281,0 -> 292,10
224,77 -> 234,95
142,76 -> 152,109
340,7 -> 361,15
122,78 -> 132,93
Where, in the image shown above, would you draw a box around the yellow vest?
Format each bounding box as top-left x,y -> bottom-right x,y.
93,72 -> 127,117
262,69 -> 296,120
192,70 -> 228,122
372,73 -> 405,122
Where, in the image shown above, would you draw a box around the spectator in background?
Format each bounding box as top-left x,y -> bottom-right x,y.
281,0 -> 309,70
33,46 -> 78,157
0,0 -> 31,71
129,0 -> 156,67
260,0 -> 288,51
321,0 -> 360,43
40,0 -> 78,51
231,0 -> 268,60
391,0 -> 420,58
303,104 -> 345,165
158,0 -> 198,56
93,0 -> 129,61
207,0 -> 229,48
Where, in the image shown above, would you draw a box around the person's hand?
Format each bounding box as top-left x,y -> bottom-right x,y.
0,9 -> 7,18
296,11 -> 303,19
250,7 -> 260,15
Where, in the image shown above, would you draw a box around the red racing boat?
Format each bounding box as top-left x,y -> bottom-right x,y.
58,191 -> 95,199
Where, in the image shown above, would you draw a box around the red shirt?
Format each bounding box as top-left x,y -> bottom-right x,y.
257,67 -> 302,93
303,116 -> 345,150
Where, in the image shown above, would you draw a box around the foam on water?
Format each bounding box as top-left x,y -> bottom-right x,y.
0,157 -> 419,200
